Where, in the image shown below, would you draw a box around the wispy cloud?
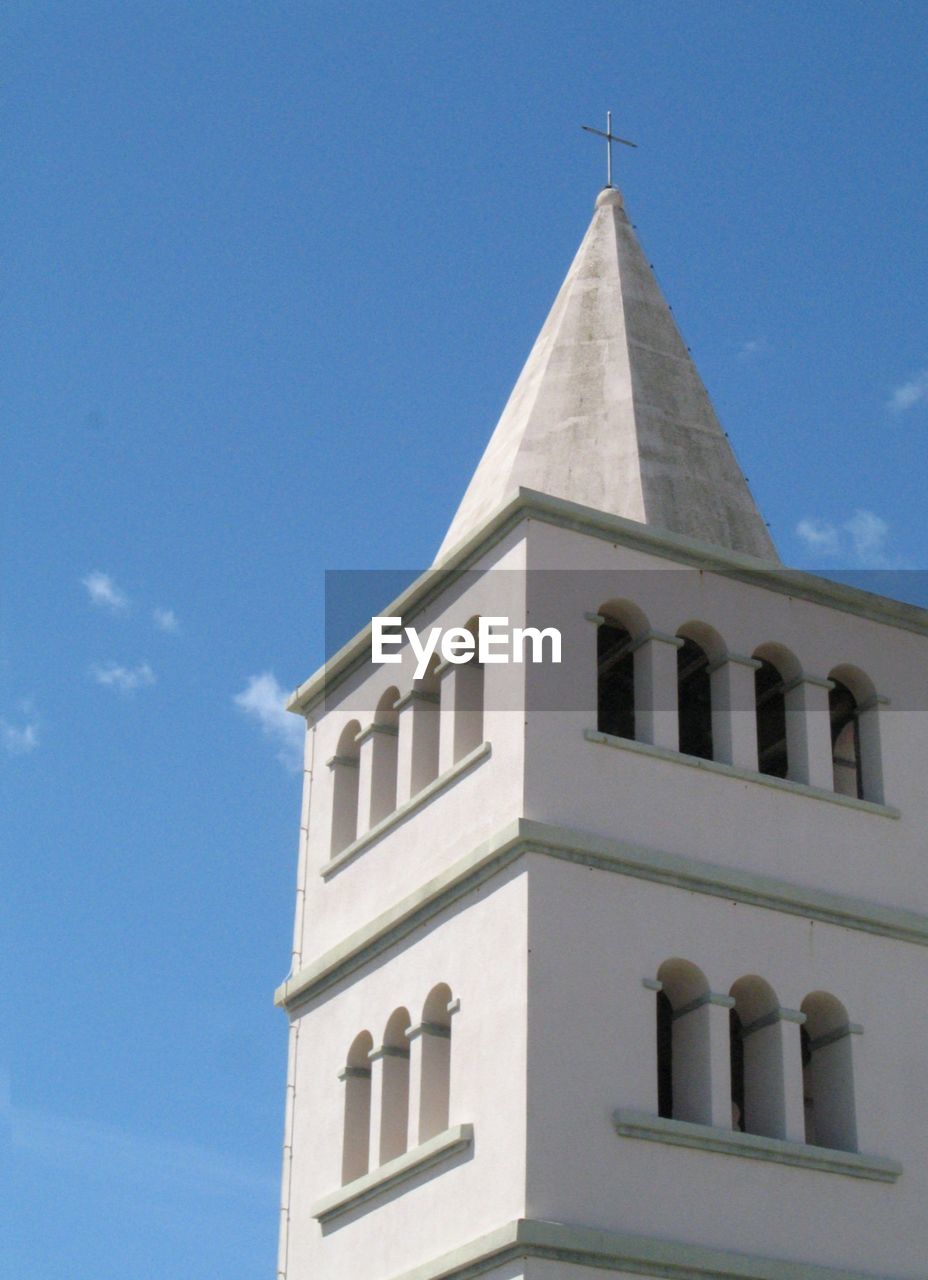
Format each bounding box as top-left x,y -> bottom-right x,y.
234,672 -> 303,772
795,517 -> 840,558
82,571 -> 129,612
738,337 -> 770,361
2,715 -> 39,756
91,661 -> 156,694
796,508 -> 904,568
888,368 -> 928,412
10,1100 -> 277,1201
153,607 -> 180,634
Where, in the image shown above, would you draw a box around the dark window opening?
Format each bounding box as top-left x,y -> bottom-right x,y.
656,991 -> 673,1119
830,680 -> 862,799
729,1008 -> 746,1132
755,660 -> 788,778
597,621 -> 635,739
677,638 -> 713,760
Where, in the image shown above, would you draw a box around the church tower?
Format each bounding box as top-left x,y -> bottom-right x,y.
275,180 -> 927,1280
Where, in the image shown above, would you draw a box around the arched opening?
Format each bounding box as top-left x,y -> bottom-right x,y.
829,680 -> 861,799
596,600 -> 648,740
729,976 -> 783,1138
801,992 -> 857,1152
829,665 -> 882,803
368,687 -> 400,825
656,959 -> 712,1124
417,983 -> 453,1142
656,991 -> 673,1119
341,1030 -> 373,1184
411,655 -> 441,792
753,644 -> 798,779
378,1007 -> 412,1164
677,636 -> 713,760
452,617 -> 484,762
330,720 -> 361,855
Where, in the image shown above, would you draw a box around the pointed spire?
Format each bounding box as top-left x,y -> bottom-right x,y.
436,186 -> 778,563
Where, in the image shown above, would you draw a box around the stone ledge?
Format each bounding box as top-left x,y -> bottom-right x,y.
276,817 -> 928,1012
322,742 -> 492,880
310,1124 -> 473,1226
385,1216 -> 914,1280
584,729 -> 900,819
612,1109 -> 902,1183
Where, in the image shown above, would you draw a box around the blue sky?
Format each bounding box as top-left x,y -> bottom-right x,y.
3,3 -> 927,1275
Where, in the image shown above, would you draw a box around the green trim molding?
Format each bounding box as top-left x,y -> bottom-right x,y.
310,1124 -> 473,1226
286,487 -> 928,717
322,742 -> 492,880
275,818 -> 928,1013
384,1216 -> 913,1280
612,1110 -> 901,1183
584,729 -> 900,819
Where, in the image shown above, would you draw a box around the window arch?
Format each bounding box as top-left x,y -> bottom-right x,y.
341,1030 -> 373,1184
752,643 -> 799,780
368,687 -> 400,826
656,959 -> 712,1125
829,665 -> 882,803
596,599 -> 648,741
452,617 -> 484,762
411,655 -> 441,791
377,1007 -> 412,1164
330,720 -> 361,855
417,983 -> 453,1142
675,619 -> 721,757
801,992 -> 857,1152
729,976 -> 784,1138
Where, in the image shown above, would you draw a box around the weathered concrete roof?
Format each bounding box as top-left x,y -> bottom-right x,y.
436,186 -> 779,564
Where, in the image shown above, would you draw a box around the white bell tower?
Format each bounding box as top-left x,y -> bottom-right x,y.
275,182 -> 928,1280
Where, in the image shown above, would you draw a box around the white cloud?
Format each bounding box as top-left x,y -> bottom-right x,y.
796,509 -> 901,568
738,337 -> 770,361
795,517 -> 840,558
91,661 -> 156,694
2,717 -> 39,755
888,368 -> 928,412
844,509 -> 890,566
234,672 -> 303,772
82,571 -> 129,612
153,607 -> 180,633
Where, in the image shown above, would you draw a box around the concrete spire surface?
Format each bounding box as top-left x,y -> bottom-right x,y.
436,186 -> 779,563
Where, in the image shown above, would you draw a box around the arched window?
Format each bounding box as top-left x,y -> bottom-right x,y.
677,637 -> 713,760
377,1008 -> 412,1164
829,665 -> 882,803
368,687 -> 400,826
411,656 -> 441,792
417,983 -> 453,1142
341,1031 -> 373,1183
596,599 -> 648,741
753,645 -> 798,779
452,617 -> 484,762
729,976 -> 784,1138
656,959 -> 712,1125
801,992 -> 857,1152
330,720 -> 361,855
829,680 -> 861,799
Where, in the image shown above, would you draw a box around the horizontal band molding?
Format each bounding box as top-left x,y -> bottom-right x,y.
310,1124 -> 473,1226
584,728 -> 900,819
612,1109 -> 901,1183
287,487 -> 928,717
322,742 -> 492,880
385,1215 -> 912,1280
275,818 -> 928,1013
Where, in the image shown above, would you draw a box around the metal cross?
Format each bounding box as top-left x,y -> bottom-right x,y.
582,111 -> 637,188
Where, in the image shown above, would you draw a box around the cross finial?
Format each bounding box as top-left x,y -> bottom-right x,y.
582,111 -> 637,188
